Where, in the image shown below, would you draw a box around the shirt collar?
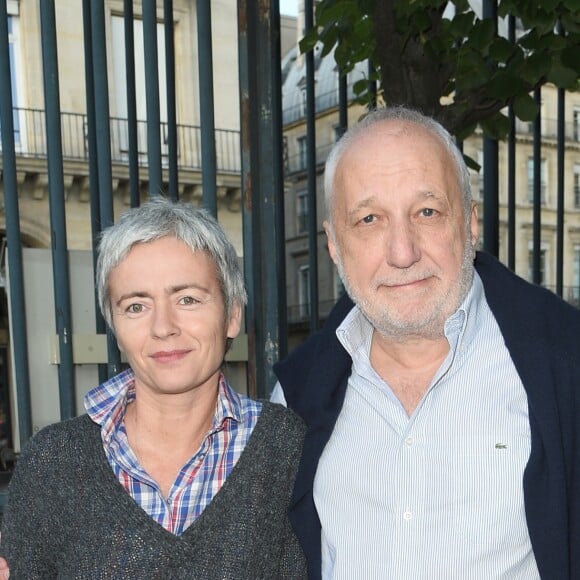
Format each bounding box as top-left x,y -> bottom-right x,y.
84,368 -> 243,444
336,269 -> 485,362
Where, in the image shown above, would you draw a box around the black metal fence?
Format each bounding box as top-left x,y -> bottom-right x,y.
0,0 -> 578,449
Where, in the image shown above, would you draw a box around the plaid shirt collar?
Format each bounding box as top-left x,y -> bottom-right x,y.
84,368 -> 244,445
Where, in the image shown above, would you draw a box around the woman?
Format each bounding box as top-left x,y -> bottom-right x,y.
1,199 -> 306,579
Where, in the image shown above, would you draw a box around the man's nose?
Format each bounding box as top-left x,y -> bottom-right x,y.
385,221 -> 421,269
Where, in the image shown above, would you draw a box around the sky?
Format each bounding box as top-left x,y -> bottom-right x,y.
279,0 -> 299,16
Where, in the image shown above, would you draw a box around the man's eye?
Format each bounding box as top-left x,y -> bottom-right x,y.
127,303 -> 143,314
421,208 -> 436,217
181,296 -> 198,305
361,214 -> 375,224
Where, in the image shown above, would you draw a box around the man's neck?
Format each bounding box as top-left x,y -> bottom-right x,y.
370,331 -> 450,416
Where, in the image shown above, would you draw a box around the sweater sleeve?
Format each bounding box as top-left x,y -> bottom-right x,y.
1,428 -> 61,578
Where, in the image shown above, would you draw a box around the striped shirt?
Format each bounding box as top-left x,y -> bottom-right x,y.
315,272 -> 540,579
84,369 -> 262,536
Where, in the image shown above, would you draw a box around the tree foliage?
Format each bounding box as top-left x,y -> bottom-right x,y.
300,0 -> 580,140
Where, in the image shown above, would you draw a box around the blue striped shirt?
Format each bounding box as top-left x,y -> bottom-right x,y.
315,272 -> 540,579
84,369 -> 262,536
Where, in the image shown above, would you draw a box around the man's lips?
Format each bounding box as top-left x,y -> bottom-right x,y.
381,277 -> 430,290
149,349 -> 191,363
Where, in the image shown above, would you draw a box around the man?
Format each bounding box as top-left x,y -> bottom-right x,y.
272,106 -> 580,579
1,199 -> 306,578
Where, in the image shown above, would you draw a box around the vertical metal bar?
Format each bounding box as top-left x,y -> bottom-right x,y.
304,0 -> 319,330
197,0 -> 218,215
82,0 -> 107,384
164,0 -> 179,201
143,0 -> 163,196
532,86 -> 542,284
482,0 -> 499,257
91,0 -> 122,376
507,15 -> 516,271
337,70 -> 348,139
237,0 -> 257,396
124,0 -> 141,207
555,22 -> 565,296
367,61 -> 376,109
238,0 -> 286,397
556,88 -> 565,296
0,0 -> 32,442
39,0 -> 76,419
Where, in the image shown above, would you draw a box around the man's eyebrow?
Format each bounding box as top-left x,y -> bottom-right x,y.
346,197 -> 378,219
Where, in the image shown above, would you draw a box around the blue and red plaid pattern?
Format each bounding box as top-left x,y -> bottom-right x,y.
84,368 -> 262,536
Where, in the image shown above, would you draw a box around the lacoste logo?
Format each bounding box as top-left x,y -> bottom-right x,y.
495,443 -> 508,449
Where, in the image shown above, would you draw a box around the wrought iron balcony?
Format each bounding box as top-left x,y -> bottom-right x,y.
2,107 -> 241,174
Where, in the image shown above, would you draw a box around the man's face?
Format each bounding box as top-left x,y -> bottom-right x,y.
325,121 -> 478,340
108,236 -> 241,398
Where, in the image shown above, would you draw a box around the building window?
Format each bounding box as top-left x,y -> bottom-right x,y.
574,165 -> 580,208
5,12 -> 23,149
297,136 -> 307,170
573,246 -> 580,303
111,16 -> 167,156
300,87 -> 307,117
574,108 -> 580,142
527,157 -> 547,204
528,244 -> 547,286
298,265 -> 310,319
296,191 -> 308,234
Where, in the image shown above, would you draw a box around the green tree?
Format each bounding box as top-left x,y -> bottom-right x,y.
300,0 -> 580,141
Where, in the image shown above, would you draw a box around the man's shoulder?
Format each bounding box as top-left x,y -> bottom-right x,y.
476,251 -> 580,321
274,295 -> 355,419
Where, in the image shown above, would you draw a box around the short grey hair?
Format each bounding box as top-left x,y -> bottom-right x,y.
324,106 -> 472,225
96,198 -> 246,329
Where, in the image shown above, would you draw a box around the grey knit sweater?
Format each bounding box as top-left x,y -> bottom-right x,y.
1,402 -> 307,579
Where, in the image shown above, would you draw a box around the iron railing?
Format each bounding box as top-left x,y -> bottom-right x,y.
2,107 -> 241,173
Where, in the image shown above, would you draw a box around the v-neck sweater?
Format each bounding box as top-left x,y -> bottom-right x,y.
1,401 -> 307,579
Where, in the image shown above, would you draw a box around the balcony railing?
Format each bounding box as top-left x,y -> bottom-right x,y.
1,107 -> 241,174
515,118 -> 580,142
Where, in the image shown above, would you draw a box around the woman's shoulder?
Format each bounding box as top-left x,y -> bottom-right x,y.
259,400 -> 306,433
19,414 -> 97,458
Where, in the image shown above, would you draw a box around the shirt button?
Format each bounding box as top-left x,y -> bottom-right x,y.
403,511 -> 413,521
405,437 -> 414,446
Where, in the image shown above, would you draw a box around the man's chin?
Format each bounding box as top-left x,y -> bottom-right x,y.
369,309 -> 447,341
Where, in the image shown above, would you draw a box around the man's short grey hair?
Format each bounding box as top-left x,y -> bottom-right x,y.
97,198 -> 247,329
324,106 -> 472,226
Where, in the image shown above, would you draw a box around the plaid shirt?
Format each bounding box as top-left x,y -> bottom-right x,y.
84,368 -> 262,536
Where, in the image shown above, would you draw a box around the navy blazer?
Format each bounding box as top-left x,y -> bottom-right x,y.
274,251 -> 580,580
